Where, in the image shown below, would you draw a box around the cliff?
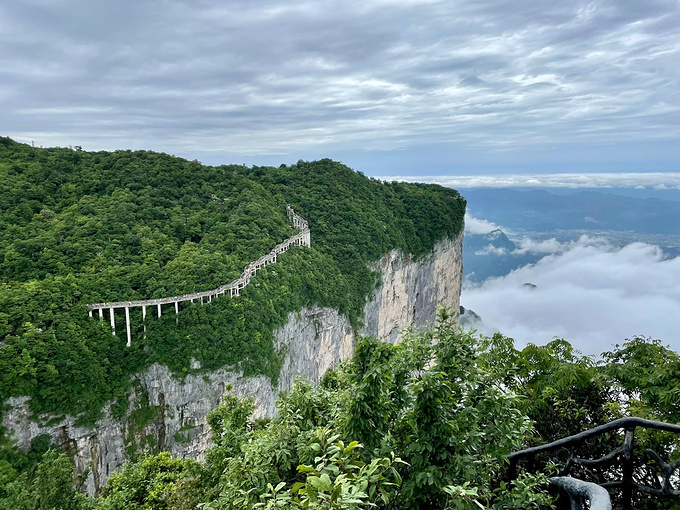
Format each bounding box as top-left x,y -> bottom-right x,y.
3,232 -> 463,495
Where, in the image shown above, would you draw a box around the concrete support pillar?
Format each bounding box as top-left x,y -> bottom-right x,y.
201,296 -> 204,305
109,308 -> 115,335
208,294 -> 212,303
89,310 -> 93,318
99,308 -> 103,320
157,303 -> 162,318
175,301 -> 179,324
142,305 -> 147,337
125,307 -> 131,347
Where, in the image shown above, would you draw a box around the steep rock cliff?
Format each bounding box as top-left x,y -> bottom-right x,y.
3,232 -> 463,495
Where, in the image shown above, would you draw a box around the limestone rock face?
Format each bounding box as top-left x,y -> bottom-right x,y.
2,233 -> 463,495
361,234 -> 463,343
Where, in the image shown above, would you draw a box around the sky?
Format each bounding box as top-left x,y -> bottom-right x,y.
461,216 -> 680,355
2,0 -> 679,177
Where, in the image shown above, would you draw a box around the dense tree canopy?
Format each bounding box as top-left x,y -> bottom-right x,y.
0,138 -> 465,424
2,314 -> 677,509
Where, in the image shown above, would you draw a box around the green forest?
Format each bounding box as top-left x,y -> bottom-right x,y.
1,312 -> 678,509
0,137 -> 464,425
2,139 -> 678,509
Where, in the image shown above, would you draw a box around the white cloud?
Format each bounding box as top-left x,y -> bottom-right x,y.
464,213 -> 504,234
387,172 -> 680,189
513,235 -> 610,255
475,245 -> 508,256
513,238 -> 565,255
461,240 -> 680,355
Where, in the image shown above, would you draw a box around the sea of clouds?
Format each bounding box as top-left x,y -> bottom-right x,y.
461,216 -> 680,356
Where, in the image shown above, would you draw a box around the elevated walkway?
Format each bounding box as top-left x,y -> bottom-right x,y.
87,205 -> 311,346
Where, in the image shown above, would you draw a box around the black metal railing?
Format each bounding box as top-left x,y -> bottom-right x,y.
507,417 -> 680,510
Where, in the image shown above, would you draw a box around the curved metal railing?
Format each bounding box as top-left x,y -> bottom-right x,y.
508,417 -> 680,510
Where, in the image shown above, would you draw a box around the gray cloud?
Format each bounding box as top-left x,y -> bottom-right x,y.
1,0 -> 678,166
462,240 -> 680,355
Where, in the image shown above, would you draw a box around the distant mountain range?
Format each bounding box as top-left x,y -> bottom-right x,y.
463,228 -> 543,283
461,187 -> 680,284
463,188 -> 680,234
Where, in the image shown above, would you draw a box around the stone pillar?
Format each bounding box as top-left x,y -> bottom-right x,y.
109,308 -> 115,335
125,307 -> 131,347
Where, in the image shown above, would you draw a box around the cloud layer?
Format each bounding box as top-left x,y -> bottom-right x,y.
390,172 -> 680,188
464,213 -> 505,235
1,0 -> 679,170
462,240 -> 680,355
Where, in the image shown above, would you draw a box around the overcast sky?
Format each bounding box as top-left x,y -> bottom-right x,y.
1,0 -> 679,176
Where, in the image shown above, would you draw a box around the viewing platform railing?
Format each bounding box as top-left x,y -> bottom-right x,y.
507,417 -> 680,510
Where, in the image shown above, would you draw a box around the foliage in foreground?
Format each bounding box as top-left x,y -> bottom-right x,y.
2,314 -> 678,509
0,312 -> 554,510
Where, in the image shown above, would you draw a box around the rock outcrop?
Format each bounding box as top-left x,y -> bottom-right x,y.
3,232 -> 463,495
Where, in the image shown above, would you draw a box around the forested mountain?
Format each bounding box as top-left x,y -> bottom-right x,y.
0,137 -> 465,425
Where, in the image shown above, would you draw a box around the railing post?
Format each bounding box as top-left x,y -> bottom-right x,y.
125,306 -> 131,347
508,457 -> 517,482
622,428 -> 635,510
109,308 -> 115,335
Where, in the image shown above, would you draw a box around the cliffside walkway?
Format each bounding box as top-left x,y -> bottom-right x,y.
87,206 -> 311,346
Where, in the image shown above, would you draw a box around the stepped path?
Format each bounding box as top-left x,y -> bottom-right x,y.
87,206 -> 311,346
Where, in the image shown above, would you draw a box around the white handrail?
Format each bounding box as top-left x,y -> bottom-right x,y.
86,206 -> 311,346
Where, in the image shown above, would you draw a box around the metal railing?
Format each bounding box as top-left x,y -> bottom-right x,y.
508,417 -> 680,510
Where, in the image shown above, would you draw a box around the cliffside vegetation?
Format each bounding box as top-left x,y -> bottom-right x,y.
0,137 -> 465,424
1,313 -> 677,509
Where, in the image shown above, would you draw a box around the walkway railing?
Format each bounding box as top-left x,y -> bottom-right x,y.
507,417 -> 680,510
86,205 -> 311,346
